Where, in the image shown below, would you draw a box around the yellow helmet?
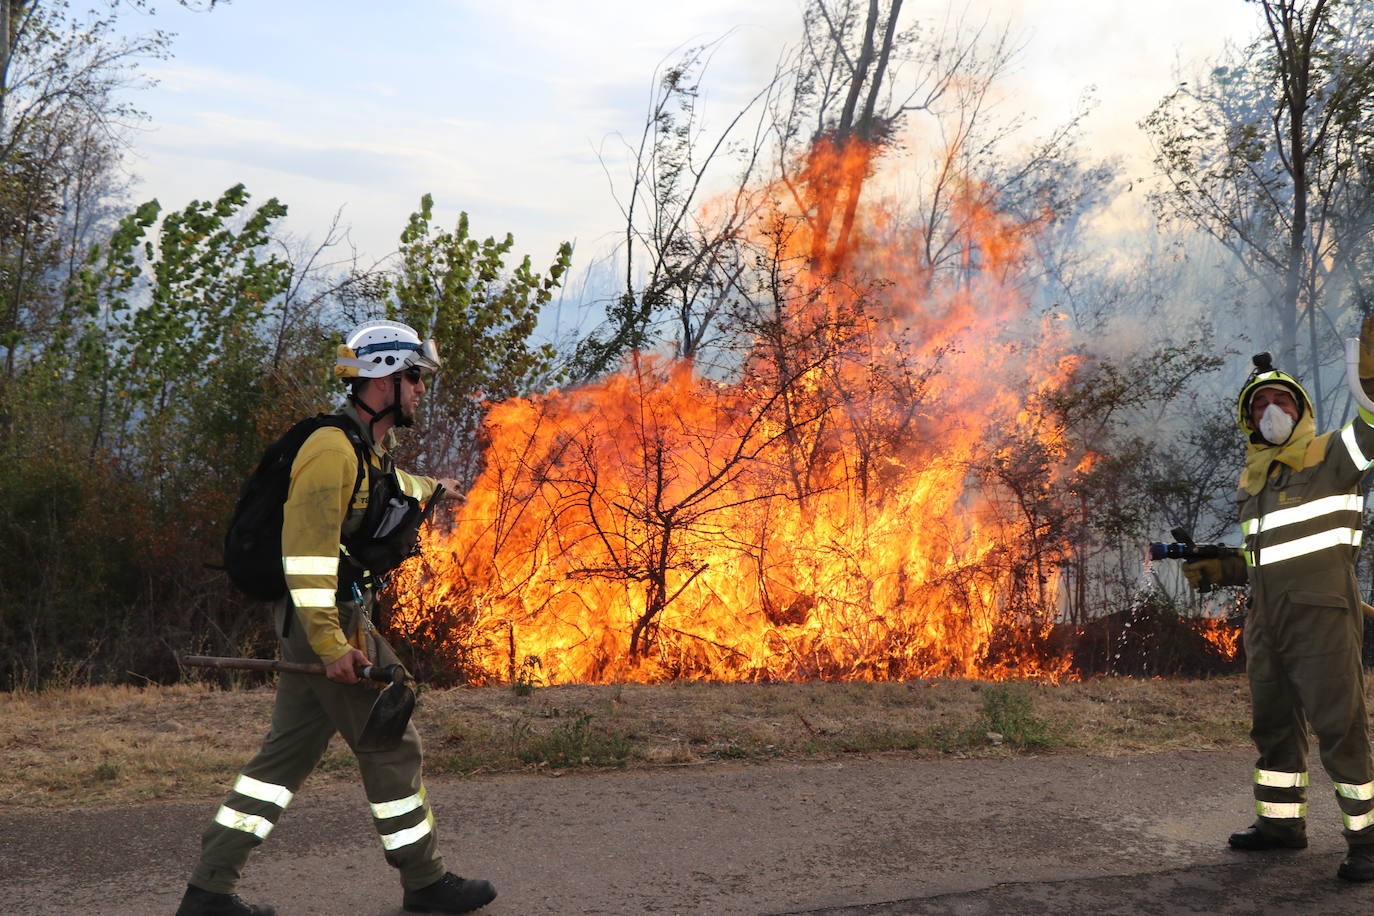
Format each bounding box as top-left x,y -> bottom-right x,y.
1235,353 -> 1311,439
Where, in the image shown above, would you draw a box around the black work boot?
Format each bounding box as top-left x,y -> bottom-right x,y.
402,873 -> 497,913
1339,845 -> 1374,881
1228,824 -> 1307,850
174,883 -> 277,916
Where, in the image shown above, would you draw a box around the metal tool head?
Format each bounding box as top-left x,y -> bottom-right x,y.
356,664 -> 417,753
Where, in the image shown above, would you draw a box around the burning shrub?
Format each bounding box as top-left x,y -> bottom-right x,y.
1056,589 -> 1244,678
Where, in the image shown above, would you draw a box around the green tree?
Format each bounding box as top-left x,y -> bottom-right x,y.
0,1 -> 172,382
386,193 -> 572,482
66,184 -> 290,474
1144,0 -> 1374,412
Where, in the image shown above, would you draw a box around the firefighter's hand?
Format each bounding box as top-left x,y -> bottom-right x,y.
1182,559 -> 1221,593
436,477 -> 465,502
1183,552 -> 1247,593
325,648 -> 371,684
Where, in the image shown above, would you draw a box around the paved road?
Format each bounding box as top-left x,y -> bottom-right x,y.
2,749 -> 1370,915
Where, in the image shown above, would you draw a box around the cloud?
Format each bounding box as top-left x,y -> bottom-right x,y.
119,0 -> 1267,280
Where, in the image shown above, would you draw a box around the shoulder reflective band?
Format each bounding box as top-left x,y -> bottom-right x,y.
234,774 -> 294,808
1256,800 -> 1307,819
1242,494 -> 1364,536
214,805 -> 275,839
1337,781 -> 1374,801
371,787 -> 427,820
290,588 -> 337,608
283,556 -> 338,576
1255,769 -> 1309,788
1252,527 -> 1362,566
1344,422 -> 1374,471
378,811 -> 435,851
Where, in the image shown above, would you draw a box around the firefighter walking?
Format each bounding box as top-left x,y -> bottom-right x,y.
176,321 -> 496,915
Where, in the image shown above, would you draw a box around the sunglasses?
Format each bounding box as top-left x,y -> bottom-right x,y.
402,367 -> 430,384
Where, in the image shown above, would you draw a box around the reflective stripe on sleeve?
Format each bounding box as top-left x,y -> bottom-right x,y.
1242,494 -> 1364,536
396,470 -> 425,499
283,555 -> 338,576
1337,782 -> 1374,801
233,774 -> 294,808
214,805 -> 274,839
289,587 -> 337,608
1344,423 -> 1374,471
378,811 -> 434,851
1254,528 -> 1362,566
371,787 -> 427,820
1257,800 -> 1307,819
1255,769 -> 1309,789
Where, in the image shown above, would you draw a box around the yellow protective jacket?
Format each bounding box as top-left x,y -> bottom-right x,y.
279,403 -> 438,664
1239,406 -> 1374,608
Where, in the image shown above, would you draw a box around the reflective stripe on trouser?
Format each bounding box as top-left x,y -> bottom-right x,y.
1253,768 -> 1308,826
190,632 -> 445,893
372,785 -> 438,861
1245,589 -> 1374,844
1337,780 -> 1374,832
211,773 -> 295,839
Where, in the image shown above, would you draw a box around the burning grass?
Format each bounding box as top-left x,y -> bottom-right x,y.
0,675 -> 1258,811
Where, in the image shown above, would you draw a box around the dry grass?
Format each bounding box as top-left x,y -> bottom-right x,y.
0,675 -> 1258,812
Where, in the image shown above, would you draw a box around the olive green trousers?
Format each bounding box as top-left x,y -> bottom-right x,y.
1246,590 -> 1374,846
189,601 -> 446,894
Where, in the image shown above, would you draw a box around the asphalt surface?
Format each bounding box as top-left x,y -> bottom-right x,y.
3,748 -> 1372,915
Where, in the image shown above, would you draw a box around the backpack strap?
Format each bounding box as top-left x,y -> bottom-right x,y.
330,416 -> 374,596
335,420 -> 369,517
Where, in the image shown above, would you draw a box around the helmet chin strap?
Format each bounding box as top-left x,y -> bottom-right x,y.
393,373 -> 415,428
350,375 -> 409,433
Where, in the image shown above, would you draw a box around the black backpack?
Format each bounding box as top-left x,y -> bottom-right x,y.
223,414 -> 367,601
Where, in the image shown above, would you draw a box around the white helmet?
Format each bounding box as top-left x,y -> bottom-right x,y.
335,320 -> 441,379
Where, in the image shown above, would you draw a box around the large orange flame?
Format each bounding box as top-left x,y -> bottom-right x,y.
392,135 -> 1085,684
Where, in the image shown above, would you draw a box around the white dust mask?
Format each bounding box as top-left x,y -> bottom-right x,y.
1258,402 -> 1296,445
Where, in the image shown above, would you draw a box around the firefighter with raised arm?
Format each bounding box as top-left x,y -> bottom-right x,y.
1182,317 -> 1374,881
176,321 -> 496,915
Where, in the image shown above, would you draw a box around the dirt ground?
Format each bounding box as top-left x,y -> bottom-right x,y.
5,747 -> 1374,915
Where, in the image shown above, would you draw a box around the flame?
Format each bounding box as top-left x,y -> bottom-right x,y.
1195,616 -> 1241,661
392,135 -> 1086,684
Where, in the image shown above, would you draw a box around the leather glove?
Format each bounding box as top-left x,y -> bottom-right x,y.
1182,550 -> 1247,593
1182,559 -> 1221,592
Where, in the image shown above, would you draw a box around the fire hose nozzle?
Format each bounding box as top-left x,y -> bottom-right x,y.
1148,541 -> 1230,561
